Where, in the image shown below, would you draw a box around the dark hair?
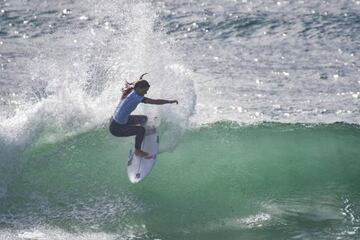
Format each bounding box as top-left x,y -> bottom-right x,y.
121,73 -> 150,99
134,80 -> 150,89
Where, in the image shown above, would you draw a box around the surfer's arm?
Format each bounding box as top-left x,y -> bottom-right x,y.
142,97 -> 178,105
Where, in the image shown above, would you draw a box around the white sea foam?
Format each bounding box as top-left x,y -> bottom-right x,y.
0,226 -> 146,240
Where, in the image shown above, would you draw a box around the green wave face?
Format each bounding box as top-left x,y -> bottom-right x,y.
2,122 -> 360,239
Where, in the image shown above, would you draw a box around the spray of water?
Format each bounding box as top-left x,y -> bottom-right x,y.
0,0 -> 196,196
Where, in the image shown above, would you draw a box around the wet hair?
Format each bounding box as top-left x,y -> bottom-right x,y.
121,73 -> 150,99
134,80 -> 150,89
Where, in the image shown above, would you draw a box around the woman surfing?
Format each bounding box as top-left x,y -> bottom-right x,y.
109,73 -> 178,157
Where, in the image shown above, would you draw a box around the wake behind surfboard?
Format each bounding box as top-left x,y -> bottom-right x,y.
127,126 -> 159,183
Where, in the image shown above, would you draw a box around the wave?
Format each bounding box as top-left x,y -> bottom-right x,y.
0,122 -> 359,239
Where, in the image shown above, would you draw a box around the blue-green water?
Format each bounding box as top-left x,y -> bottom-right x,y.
1,122 -> 359,239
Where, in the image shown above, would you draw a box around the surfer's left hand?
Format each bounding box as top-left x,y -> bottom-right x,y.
169,100 -> 178,104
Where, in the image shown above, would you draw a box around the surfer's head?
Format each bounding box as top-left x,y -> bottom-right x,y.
134,73 -> 151,95
134,80 -> 150,95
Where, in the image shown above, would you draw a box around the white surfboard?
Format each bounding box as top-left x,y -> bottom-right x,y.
127,127 -> 159,183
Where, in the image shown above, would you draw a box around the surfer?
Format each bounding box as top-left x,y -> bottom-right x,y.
109,73 -> 178,157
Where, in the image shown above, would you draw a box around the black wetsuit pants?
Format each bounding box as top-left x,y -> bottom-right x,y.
109,115 -> 148,150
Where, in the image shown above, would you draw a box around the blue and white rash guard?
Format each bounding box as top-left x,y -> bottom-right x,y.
112,90 -> 144,124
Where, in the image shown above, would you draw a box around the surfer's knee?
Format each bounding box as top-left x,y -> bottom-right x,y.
135,126 -> 145,139
141,116 -> 148,125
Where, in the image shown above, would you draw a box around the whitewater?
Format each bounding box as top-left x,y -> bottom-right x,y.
0,0 -> 360,239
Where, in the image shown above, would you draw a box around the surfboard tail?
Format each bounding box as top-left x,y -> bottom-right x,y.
127,130 -> 159,183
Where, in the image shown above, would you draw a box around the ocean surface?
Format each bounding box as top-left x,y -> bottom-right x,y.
0,0 -> 360,239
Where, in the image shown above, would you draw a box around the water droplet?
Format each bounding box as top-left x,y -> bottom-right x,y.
79,15 -> 88,20
62,9 -> 71,15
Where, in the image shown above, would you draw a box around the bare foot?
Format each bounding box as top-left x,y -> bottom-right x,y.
135,149 -> 150,158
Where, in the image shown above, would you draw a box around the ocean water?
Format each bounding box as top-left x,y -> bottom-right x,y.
0,0 -> 360,239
